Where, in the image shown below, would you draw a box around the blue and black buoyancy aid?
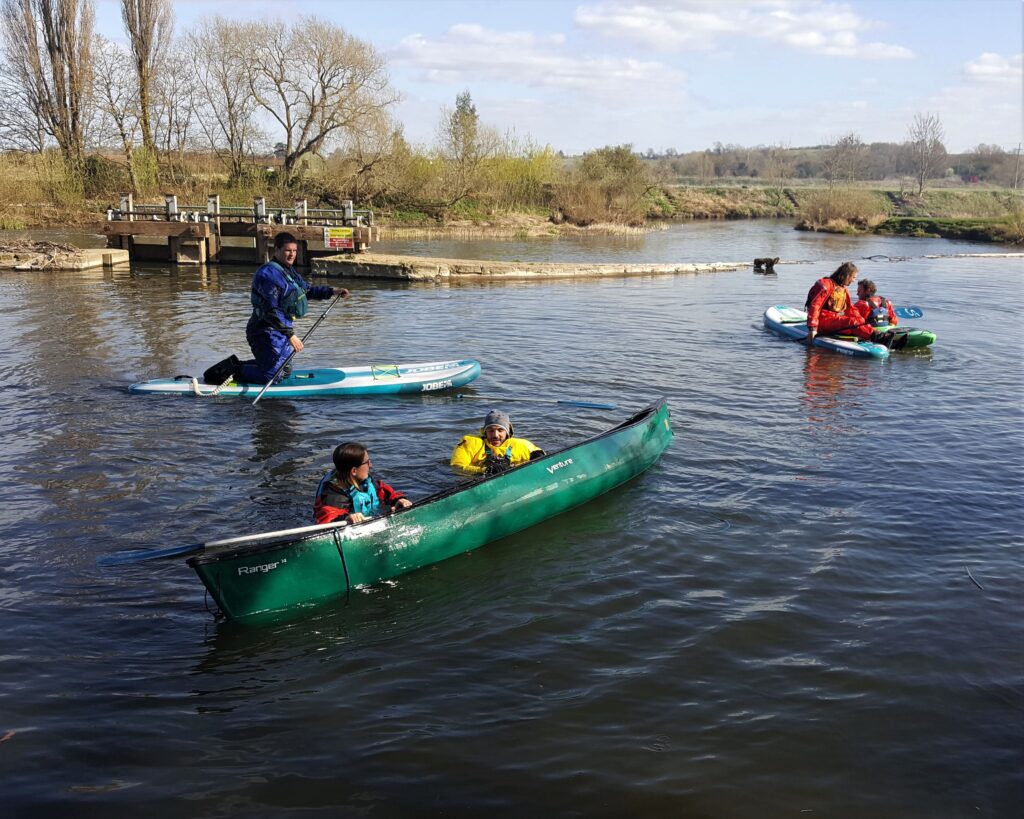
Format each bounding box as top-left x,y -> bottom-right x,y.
866,295 -> 891,326
252,260 -> 309,324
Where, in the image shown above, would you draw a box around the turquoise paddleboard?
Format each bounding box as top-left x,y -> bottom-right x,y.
129,358 -> 482,398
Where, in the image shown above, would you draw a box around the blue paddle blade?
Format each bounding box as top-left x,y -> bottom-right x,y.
894,306 -> 923,319
556,400 -> 618,410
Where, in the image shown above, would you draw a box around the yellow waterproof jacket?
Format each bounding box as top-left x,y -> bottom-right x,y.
450,434 -> 539,474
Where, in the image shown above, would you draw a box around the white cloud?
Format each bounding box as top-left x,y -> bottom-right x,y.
574,0 -> 914,59
964,52 -> 1024,84
391,23 -> 686,98
913,54 -> 1023,151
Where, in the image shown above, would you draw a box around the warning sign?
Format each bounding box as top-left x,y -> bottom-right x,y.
324,227 -> 354,250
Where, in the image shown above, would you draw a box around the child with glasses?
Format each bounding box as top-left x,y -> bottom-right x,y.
314,442 -> 412,524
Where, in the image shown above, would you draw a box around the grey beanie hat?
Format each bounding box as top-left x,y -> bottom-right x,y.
483,410 -> 512,435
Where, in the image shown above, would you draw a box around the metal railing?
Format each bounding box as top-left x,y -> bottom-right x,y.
107,194 -> 374,227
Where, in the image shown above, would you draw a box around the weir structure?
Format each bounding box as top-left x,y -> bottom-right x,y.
102,194 -> 379,267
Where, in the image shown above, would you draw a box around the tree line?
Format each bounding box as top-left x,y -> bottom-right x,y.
645,120 -> 1021,192
0,0 -> 1018,227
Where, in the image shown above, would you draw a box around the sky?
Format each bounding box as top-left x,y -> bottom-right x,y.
93,0 -> 1023,155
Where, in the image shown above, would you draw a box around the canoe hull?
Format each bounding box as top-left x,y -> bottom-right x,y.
128,359 -> 481,398
188,400 -> 674,624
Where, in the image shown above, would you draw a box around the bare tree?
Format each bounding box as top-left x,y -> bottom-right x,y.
329,108 -> 400,203
92,35 -> 141,191
184,18 -> 261,181
120,0 -> 172,155
238,16 -> 399,183
0,56 -> 48,151
822,132 -> 865,190
1,0 -> 95,168
906,112 -> 947,196
151,48 -> 194,179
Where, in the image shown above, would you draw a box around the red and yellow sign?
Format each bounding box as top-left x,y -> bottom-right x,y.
324,227 -> 354,250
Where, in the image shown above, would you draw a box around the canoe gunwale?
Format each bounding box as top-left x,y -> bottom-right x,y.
187,398 -> 668,568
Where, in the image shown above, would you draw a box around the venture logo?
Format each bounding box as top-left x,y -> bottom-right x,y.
546,458 -> 573,474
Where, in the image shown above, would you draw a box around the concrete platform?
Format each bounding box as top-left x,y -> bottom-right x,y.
0,248 -> 130,271
313,252 -> 748,281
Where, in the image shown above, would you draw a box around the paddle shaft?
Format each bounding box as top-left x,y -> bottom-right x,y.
456,394 -> 617,410
252,292 -> 346,405
97,520 -> 350,567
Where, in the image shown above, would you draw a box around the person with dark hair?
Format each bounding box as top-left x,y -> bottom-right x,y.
237,232 -> 350,384
805,262 -> 900,346
313,442 -> 412,525
450,410 -> 542,475
853,278 -> 899,327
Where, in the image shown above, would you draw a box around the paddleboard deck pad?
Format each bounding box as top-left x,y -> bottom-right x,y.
129,358 -> 482,398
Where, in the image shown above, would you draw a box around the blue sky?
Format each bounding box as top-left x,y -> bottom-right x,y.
94,0 -> 1023,154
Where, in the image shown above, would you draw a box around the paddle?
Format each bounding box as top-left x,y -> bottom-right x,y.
455,394 -> 617,410
894,306 -> 924,319
251,291 -> 347,406
97,520 -> 350,567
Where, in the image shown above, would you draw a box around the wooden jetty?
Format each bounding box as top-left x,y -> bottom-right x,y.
102,194 -> 379,267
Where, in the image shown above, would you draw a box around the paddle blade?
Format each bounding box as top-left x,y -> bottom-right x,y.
894,306 -> 924,319
556,400 -> 618,410
97,541 -> 204,567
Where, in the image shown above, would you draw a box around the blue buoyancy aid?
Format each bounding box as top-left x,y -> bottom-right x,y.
343,476 -> 381,518
866,295 -> 891,326
252,260 -> 309,324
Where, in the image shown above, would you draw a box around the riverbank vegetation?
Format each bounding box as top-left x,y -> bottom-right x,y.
1,1 -> 1021,244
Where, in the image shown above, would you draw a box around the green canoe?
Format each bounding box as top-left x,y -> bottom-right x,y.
187,399 -> 673,625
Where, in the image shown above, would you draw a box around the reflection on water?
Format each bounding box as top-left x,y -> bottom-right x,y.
801,349 -> 869,424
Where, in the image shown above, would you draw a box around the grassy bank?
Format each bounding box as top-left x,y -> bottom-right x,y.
1,149 -> 1020,245
874,215 -> 1024,244
789,187 -> 1024,244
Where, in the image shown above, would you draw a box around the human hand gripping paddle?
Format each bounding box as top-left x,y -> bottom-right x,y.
251,288 -> 349,406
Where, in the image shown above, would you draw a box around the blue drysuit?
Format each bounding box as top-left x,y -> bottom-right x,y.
238,260 -> 335,384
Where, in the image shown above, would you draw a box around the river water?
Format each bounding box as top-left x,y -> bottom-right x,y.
1,221 -> 1021,817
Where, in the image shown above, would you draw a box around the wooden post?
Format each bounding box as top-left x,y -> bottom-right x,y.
121,193 -> 134,221
207,194 -> 221,263
255,197 -> 266,223
295,199 -> 307,225
165,194 -> 178,221
255,228 -> 272,264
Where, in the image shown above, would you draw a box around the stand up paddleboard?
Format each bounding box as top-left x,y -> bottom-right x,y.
764,306 -> 889,359
129,358 -> 482,398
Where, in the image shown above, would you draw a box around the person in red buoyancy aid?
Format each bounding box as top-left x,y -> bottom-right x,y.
805,262 -> 900,345
853,279 -> 899,328
313,442 -> 412,525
